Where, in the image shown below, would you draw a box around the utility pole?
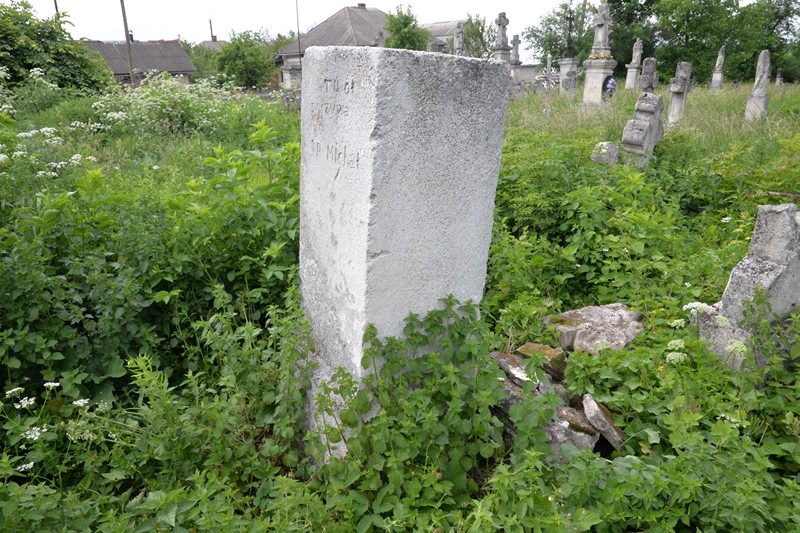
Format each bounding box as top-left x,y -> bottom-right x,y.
53,1 -> 59,14
120,0 -> 137,86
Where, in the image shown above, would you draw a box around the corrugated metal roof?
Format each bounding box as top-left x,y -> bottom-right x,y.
84,40 -> 196,76
278,6 -> 387,57
420,20 -> 463,40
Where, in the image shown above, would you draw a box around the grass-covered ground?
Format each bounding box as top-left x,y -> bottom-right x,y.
1,73 -> 800,530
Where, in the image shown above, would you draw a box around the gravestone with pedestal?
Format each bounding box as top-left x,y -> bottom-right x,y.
745,50 -> 770,121
582,3 -> 617,105
711,46 -> 725,92
625,38 -> 643,89
667,61 -> 692,125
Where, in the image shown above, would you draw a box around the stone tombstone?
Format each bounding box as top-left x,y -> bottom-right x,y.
745,49 -> 770,121
493,12 -> 511,63
667,61 -> 692,125
558,57 -> 579,92
698,204 -> 800,370
454,22 -> 465,56
639,57 -> 658,92
625,38 -> 643,89
621,91 -> 664,167
582,3 -> 616,105
711,45 -> 725,92
300,46 -> 510,438
776,68 -> 784,86
510,34 -> 522,66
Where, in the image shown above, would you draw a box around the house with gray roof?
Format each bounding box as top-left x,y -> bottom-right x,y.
276,3 -> 464,88
84,39 -> 196,84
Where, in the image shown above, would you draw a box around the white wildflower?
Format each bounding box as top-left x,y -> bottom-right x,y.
66,419 -> 97,442
684,282 -> 692,288
716,413 -> 740,428
28,67 -> 45,78
666,352 -> 688,364
35,171 -> 58,178
152,165 -> 160,170
17,461 -> 34,472
12,151 -> 26,158
714,315 -> 730,326
682,301 -> 712,317
667,339 -> 685,351
727,340 -> 748,357
43,382 -> 60,389
39,127 -> 56,137
23,426 -> 46,441
670,319 -> 686,329
86,155 -> 97,162
0,154 -> 8,164
602,248 -> 609,252
44,136 -> 63,146
14,397 -> 35,409
17,131 -> 36,138
721,216 -> 731,223
72,399 -> 90,407
5,387 -> 24,397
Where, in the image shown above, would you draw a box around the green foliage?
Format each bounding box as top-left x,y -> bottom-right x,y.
460,14 -> 496,59
217,31 -> 275,88
0,1 -> 112,92
523,1 -> 594,61
384,5 -> 431,51
182,40 -> 221,81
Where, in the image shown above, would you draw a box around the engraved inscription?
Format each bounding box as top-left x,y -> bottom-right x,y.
323,77 -> 356,94
310,101 -> 349,117
308,138 -> 361,169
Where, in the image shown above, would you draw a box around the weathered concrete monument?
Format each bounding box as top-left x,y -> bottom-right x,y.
300,46 -> 509,433
582,3 -> 617,105
776,68 -> 784,86
621,58 -> 663,167
745,50 -> 770,121
639,57 -> 658,92
711,45 -> 725,92
559,9 -> 579,93
667,61 -> 692,125
625,38 -> 643,89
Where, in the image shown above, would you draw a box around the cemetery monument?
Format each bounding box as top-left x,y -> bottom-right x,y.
711,45 -> 725,92
559,9 -> 579,93
667,61 -> 692,125
625,38 -> 643,89
582,3 -> 617,105
745,49 -> 770,121
493,12 -> 511,63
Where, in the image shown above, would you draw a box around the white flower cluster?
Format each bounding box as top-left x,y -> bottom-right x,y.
714,315 -> 730,326
666,339 -> 685,351
66,419 -> 97,442
44,382 -> 60,389
0,153 -> 8,165
28,67 -> 46,78
72,399 -> 90,407
666,351 -> 688,364
14,397 -> 35,409
35,170 -> 58,178
726,340 -> 748,357
716,413 -> 741,428
670,319 -> 686,329
682,301 -> 712,317
17,461 -> 34,472
0,103 -> 13,115
721,216 -> 731,223
5,387 -> 24,396
23,426 -> 46,441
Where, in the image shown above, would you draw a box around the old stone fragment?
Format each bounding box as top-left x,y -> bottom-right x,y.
699,204 -> 800,369
556,405 -> 597,435
591,141 -> 619,165
667,61 -> 692,126
300,46 -> 509,442
639,57 -> 658,92
583,393 -> 624,450
625,38 -> 643,89
543,421 -> 600,457
490,350 -> 549,392
582,2 -> 616,105
621,91 -> 664,167
517,342 -> 567,382
545,303 -> 644,355
745,50 -> 770,121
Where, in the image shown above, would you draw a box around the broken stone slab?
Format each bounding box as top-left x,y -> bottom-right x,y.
544,303 -> 644,355
517,342 -> 567,382
591,141 -> 619,165
556,405 -> 596,435
745,50 -> 770,121
621,91 -> 664,167
583,393 -> 624,450
490,351 -> 550,393
543,420 -> 600,458
698,204 -> 800,368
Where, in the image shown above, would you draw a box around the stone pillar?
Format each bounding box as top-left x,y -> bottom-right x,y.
300,46 -> 509,429
625,38 -> 643,89
510,35 -> 522,66
639,57 -> 658,92
667,61 -> 692,125
582,58 -> 617,105
745,49 -> 770,121
776,68 -> 783,86
492,12 -> 511,63
558,57 -> 579,93
711,46 -> 725,92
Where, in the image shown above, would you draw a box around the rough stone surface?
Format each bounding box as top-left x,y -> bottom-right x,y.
556,405 -> 597,435
639,57 -> 658,92
543,421 -> 600,458
699,204 -> 800,369
582,58 -> 617,105
558,57 -> 579,92
517,342 -> 567,382
591,141 -> 620,165
621,91 -> 664,167
583,393 -> 624,450
490,351 -> 549,393
545,303 -> 644,355
667,61 -> 692,126
300,46 -> 509,436
745,50 -> 770,121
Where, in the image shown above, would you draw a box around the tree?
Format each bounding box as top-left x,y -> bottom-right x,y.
0,1 -> 112,91
384,5 -> 430,51
522,1 -> 593,62
182,41 -> 220,81
217,31 -> 274,88
459,14 -> 496,59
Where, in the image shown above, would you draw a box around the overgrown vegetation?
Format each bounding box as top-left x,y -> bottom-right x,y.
2,9 -> 800,528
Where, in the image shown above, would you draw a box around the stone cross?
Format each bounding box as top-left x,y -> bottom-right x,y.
495,12 -> 509,49
667,61 -> 692,125
510,34 -> 521,65
300,46 -> 509,447
565,9 -> 575,57
745,49 -> 770,120
591,3 -> 612,56
625,38 -> 643,89
639,57 -> 658,92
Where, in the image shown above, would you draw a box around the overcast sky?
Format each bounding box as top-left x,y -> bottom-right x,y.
17,0 -> 565,62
